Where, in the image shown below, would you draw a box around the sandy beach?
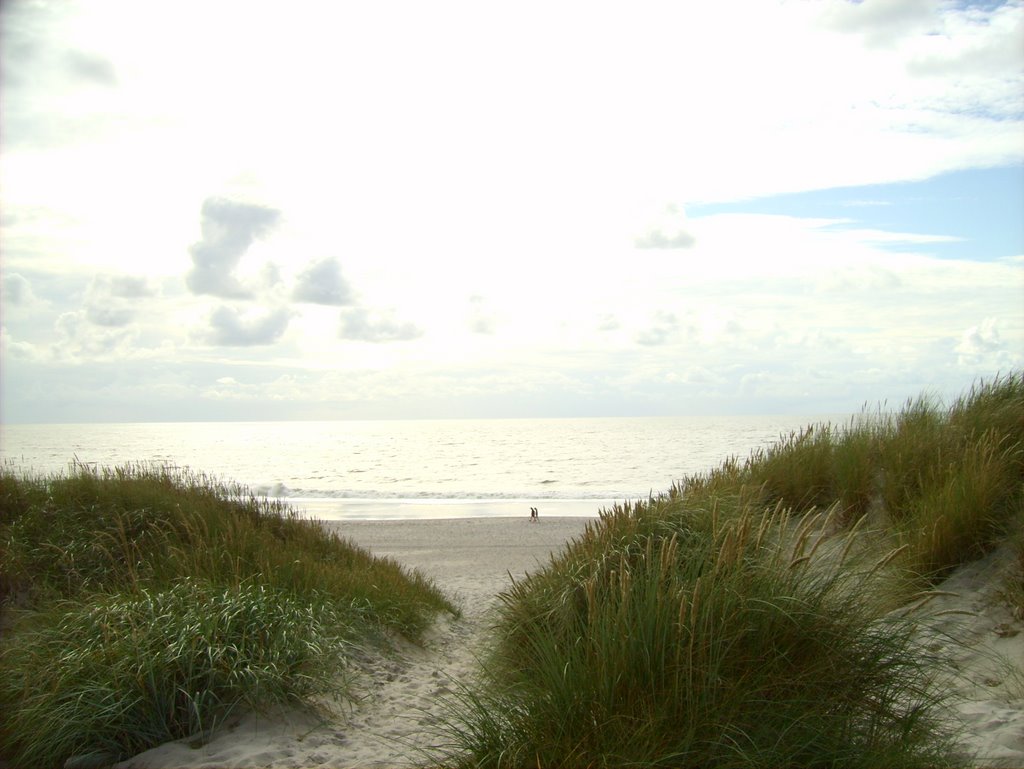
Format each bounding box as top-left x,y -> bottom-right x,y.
117,516 -> 1024,769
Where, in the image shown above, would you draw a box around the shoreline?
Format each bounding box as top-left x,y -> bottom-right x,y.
290,497 -> 613,521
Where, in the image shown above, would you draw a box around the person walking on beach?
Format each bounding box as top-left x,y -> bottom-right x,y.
529,506 -> 539,523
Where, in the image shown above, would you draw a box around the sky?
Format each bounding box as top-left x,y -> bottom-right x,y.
1,0 -> 1022,424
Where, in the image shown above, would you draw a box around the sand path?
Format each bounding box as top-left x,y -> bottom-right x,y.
912,542 -> 1024,768
120,517 -> 593,769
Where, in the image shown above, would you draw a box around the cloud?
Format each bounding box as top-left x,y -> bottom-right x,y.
54,310 -> 135,359
467,295 -> 497,335
0,327 -> 39,362
0,3 -> 123,151
815,265 -> 904,294
293,258 -> 354,306
339,308 -> 421,342
905,4 -> 1024,83
108,276 -> 155,298
842,199 -> 892,208
79,275 -> 157,328
0,4 -> 1021,423
819,0 -> 940,47
675,365 -> 727,386
0,2 -> 117,87
205,305 -> 291,346
469,316 -> 496,335
3,273 -> 33,306
635,205 -> 697,250
954,317 -> 1019,368
86,305 -> 134,328
186,198 -> 281,298
636,311 -> 682,346
63,50 -> 117,86
635,229 -> 697,250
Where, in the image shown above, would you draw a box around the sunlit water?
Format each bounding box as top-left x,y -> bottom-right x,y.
1,416 -> 843,519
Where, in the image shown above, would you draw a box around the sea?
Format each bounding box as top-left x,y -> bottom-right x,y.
0,416 -> 842,520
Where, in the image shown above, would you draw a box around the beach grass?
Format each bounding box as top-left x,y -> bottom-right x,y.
1002,511 -> 1024,620
0,463 -> 457,768
706,373 -> 1023,591
438,372 -> 1023,768
438,504 -> 961,768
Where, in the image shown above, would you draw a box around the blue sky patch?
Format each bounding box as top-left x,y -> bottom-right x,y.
689,165 -> 1024,261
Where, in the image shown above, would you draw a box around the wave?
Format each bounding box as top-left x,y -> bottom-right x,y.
252,483 -> 639,502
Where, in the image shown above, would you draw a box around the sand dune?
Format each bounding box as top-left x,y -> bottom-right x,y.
119,516 -> 1024,769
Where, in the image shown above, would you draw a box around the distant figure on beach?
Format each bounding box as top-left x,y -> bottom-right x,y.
529,506 -> 538,523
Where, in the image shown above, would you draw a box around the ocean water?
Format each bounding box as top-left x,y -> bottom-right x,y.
0,416 -> 841,520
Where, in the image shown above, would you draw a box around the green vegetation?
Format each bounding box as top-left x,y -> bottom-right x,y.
741,374 -> 1023,588
438,373 -> 1024,768
0,464 -> 457,768
3,375 -> 1020,768
1001,507 -> 1024,620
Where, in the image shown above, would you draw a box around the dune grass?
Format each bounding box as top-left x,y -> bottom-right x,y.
725,373 -> 1024,588
0,463 -> 457,768
438,373 -> 1023,768
438,504 -> 961,768
1001,506 -> 1024,620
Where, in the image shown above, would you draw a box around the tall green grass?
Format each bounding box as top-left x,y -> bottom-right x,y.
438,503 -> 959,768
1,580 -> 352,766
1,463 -> 454,632
1000,505 -> 1024,620
717,373 -> 1024,586
0,463 -> 457,768
438,373 -> 1023,768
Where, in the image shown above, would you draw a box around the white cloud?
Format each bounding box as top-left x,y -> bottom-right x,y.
339,308 -> 422,343
2,273 -> 34,306
955,317 -> 1021,369
635,230 -> 697,251
467,296 -> 498,336
108,276 -> 156,299
293,259 -> 354,306
0,1 -> 1021,422
905,2 -> 1024,82
62,49 -> 118,87
77,274 -> 159,328
85,304 -> 134,328
186,198 -> 281,299
635,311 -> 685,347
634,204 -> 698,250
0,327 -> 39,362
204,306 -> 292,347
53,310 -> 137,361
819,0 -> 941,48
